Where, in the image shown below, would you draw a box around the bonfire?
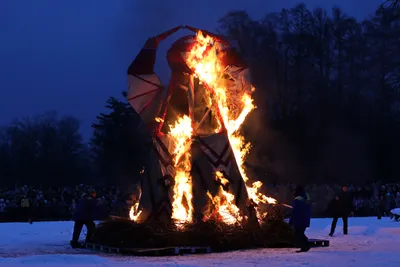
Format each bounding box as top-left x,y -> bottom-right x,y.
91,25 -> 293,250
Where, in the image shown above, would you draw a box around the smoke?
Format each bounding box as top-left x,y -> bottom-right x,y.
314,123 -> 372,185
243,105 -> 300,185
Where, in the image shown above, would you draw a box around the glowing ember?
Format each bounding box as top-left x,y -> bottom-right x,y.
129,188 -> 142,221
129,203 -> 142,221
155,117 -> 164,123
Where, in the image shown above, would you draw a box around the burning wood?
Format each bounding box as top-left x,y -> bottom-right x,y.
92,217 -> 294,251
185,30 -> 276,223
127,26 -> 277,226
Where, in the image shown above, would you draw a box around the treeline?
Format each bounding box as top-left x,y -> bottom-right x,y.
0,2 -> 399,186
0,111 -> 90,185
0,96 -> 149,187
218,2 -> 400,184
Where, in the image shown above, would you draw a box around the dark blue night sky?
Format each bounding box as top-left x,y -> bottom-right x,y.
0,0 -> 384,139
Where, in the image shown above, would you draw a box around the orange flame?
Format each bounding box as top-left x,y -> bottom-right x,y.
169,115 -> 194,226
210,171 -> 242,224
130,116 -> 194,226
129,188 -> 142,221
186,31 -> 276,223
129,203 -> 142,221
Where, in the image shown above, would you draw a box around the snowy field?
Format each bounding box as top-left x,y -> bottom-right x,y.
0,218 -> 399,267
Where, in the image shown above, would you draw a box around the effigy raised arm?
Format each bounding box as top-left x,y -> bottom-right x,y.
127,26 -> 184,135
154,26 -> 183,43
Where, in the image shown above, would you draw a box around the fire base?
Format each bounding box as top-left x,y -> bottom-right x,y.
90,217 -> 295,252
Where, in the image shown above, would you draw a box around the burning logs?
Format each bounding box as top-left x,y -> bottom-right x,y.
91,215 -> 294,252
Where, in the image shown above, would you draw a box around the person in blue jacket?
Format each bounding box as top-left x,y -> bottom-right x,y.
70,189 -> 99,248
289,185 -> 311,253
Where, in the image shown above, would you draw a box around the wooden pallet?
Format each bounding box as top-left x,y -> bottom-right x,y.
83,238 -> 327,255
85,243 -> 121,254
265,238 -> 329,249
308,239 -> 329,247
84,243 -> 211,256
126,246 -> 212,256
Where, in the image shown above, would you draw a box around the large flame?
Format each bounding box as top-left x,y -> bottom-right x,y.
186,31 -> 276,223
169,115 -> 194,225
130,30 -> 276,225
129,116 -> 194,226
205,171 -> 242,225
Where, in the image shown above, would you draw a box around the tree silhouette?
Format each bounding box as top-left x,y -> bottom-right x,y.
0,111 -> 86,186
91,92 -> 151,186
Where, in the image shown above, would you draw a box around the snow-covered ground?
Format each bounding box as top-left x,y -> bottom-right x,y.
0,217 -> 399,267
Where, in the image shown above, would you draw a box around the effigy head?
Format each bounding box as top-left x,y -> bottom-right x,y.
166,32 -> 254,132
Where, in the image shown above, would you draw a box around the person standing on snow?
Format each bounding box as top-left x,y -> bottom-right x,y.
20,196 -> 32,224
0,199 -> 6,221
329,185 -> 353,236
395,192 -> 400,208
70,189 -> 99,248
289,185 -> 311,253
377,194 -> 386,220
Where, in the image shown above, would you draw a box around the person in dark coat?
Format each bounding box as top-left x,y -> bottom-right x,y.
377,194 -> 386,220
289,185 -> 311,253
377,185 -> 387,217
70,189 -> 98,248
20,196 -> 32,224
329,185 -> 353,237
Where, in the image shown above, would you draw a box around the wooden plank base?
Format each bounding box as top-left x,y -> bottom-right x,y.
308,239 -> 330,247
84,243 -> 211,256
81,238 -> 328,255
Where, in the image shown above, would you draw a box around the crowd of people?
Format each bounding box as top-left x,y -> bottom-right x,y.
266,183 -> 400,218
0,185 -> 132,222
0,182 -> 399,223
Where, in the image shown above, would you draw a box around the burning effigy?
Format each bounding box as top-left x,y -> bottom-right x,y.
91,26 -> 293,251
